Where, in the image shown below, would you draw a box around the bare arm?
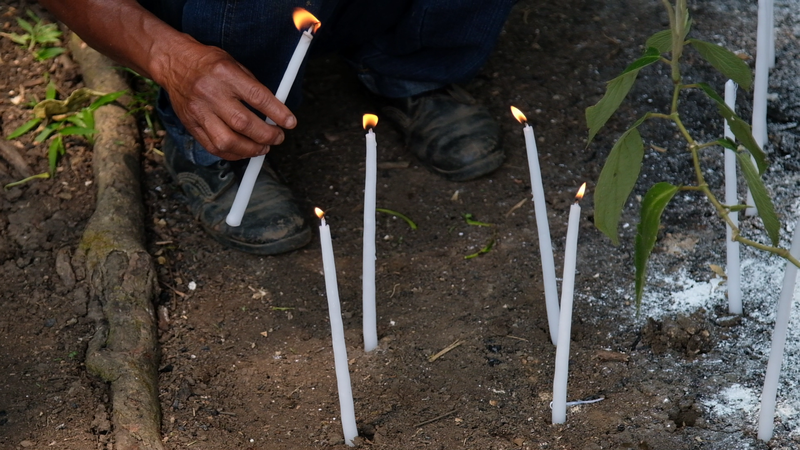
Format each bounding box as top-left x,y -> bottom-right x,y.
38,0 -> 296,160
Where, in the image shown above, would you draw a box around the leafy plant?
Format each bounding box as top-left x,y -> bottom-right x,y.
120,67 -> 161,138
588,0 -> 800,307
4,86 -> 126,188
0,10 -> 65,60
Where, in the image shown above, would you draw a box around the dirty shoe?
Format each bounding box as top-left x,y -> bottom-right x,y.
381,85 -> 504,181
161,137 -> 311,255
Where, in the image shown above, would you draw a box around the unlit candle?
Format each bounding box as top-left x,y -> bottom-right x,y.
316,208 -> 359,446
748,0 -> 771,217
511,106 -> 559,345
758,221 -> 800,441
227,9 -> 320,227
723,80 -> 742,314
362,114 -> 379,352
552,183 -> 586,424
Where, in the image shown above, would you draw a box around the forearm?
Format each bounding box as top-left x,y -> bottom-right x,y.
37,0 -> 192,86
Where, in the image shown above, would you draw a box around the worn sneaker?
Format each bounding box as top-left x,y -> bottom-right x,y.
381,85 -> 504,181
161,136 -> 311,255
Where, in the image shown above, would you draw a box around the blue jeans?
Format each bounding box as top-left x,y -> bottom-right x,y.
144,0 -> 515,164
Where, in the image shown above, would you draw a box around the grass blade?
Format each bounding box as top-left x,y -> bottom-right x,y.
376,208 -> 418,230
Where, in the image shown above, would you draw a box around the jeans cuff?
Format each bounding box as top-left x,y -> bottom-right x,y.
156,89 -> 222,166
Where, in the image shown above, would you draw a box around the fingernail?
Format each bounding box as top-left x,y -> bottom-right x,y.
284,116 -> 297,129
259,145 -> 271,155
275,133 -> 284,145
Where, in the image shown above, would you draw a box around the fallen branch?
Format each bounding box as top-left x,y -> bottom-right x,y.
69,33 -> 164,450
0,140 -> 33,178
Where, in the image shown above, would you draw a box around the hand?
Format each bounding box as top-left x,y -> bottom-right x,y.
157,39 -> 297,160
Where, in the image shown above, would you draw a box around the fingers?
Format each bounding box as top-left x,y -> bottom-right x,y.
160,43 -> 298,160
235,78 -> 297,130
186,112 -> 270,162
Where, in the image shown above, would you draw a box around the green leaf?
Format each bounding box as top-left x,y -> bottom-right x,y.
697,83 -> 766,174
45,81 -> 57,100
6,118 -> 42,140
35,46 -> 65,61
594,126 -> 645,245
634,182 -> 679,307
586,48 -> 660,144
736,150 -> 780,246
58,126 -> 97,137
0,31 -> 30,45
16,17 -> 34,34
81,109 -> 95,131
65,114 -> 87,128
688,39 -> 752,90
48,135 -> 64,176
715,137 -> 737,151
34,122 -> 60,143
645,29 -> 672,54
88,90 -> 127,111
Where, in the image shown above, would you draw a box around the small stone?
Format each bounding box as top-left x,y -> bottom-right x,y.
44,318 -> 56,328
20,440 -> 34,447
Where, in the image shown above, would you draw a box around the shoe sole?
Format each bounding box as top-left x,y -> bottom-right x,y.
203,224 -> 313,256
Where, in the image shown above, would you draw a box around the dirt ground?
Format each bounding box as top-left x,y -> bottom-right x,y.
2,0 -> 800,449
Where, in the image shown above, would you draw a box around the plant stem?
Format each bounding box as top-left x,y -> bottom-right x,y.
687,143 -> 800,270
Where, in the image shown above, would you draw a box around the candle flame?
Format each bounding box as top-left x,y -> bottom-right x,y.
363,114 -> 378,129
315,207 -> 325,219
575,182 -> 587,201
510,106 -> 527,124
293,8 -> 321,33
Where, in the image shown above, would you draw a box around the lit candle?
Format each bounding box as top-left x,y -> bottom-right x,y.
362,114 -> 379,352
758,220 -> 800,441
226,9 -> 321,227
315,208 -> 359,446
552,183 -> 586,425
511,106 -> 559,346
723,80 -> 742,315
748,0 -> 771,217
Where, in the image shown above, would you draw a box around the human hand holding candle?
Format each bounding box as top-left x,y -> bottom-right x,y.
227,9 -> 321,227
511,106 -> 559,346
362,114 -> 379,352
316,208 -> 359,446
552,183 -> 586,425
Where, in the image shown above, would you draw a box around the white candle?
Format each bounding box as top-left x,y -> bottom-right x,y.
362,114 -> 379,352
748,0 -> 771,217
315,208 -> 359,446
767,0 -> 775,69
552,183 -> 586,424
758,220 -> 800,441
511,106 -> 559,346
226,9 -> 320,227
723,80 -> 742,314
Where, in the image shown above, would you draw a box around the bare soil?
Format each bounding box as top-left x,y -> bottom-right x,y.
2,0 -> 800,449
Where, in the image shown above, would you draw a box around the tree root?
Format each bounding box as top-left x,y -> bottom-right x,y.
69,33 -> 164,450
